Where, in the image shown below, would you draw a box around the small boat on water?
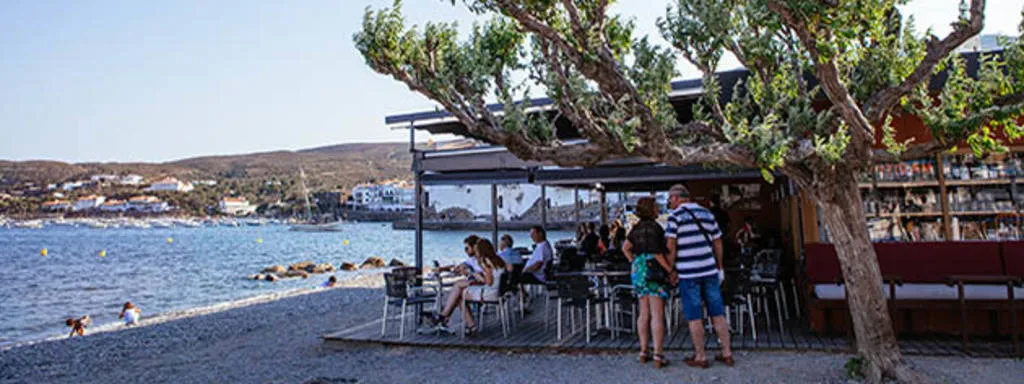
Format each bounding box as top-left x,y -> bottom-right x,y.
289,222 -> 345,232
13,220 -> 44,229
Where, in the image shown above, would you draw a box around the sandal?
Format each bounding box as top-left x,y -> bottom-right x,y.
654,354 -> 669,369
464,324 -> 478,337
639,350 -> 650,364
683,355 -> 710,369
714,353 -> 735,367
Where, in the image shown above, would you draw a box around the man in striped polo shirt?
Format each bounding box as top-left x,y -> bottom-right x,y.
665,184 -> 734,368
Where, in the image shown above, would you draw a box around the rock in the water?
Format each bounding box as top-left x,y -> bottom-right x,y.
340,262 -> 357,271
264,274 -> 279,282
309,263 -> 335,274
249,273 -> 264,280
261,265 -> 287,274
388,258 -> 408,267
360,256 -> 386,269
288,261 -> 315,272
282,270 -> 310,279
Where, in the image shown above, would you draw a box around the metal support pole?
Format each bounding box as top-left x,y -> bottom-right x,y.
491,184 -> 499,246
599,189 -> 608,226
574,188 -> 580,223
540,185 -> 547,228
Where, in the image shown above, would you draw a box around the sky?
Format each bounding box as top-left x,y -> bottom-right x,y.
0,1 -> 1021,163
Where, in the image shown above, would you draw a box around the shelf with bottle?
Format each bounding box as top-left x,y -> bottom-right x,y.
942,152 -> 1023,183
858,159 -> 940,189
947,186 -> 1020,214
862,188 -> 943,218
867,216 -> 944,242
949,215 -> 1024,241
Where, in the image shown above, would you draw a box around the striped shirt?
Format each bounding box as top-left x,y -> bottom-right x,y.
665,203 -> 722,280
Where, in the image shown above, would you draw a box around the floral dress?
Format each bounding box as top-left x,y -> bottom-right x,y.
628,219 -> 670,299
631,254 -> 669,299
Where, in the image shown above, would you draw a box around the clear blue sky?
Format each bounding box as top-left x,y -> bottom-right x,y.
0,1 -> 1020,163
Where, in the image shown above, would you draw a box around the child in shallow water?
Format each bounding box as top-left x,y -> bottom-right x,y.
321,276 -> 338,288
120,302 -> 141,326
66,315 -> 91,337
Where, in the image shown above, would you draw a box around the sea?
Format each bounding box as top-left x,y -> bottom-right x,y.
0,223 -> 570,348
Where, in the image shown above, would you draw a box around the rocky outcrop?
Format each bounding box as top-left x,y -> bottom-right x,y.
388,259 -> 408,267
282,270 -> 310,279
288,261 -> 315,272
264,274 -> 279,282
310,263 -> 335,274
360,256 -> 386,269
340,262 -> 358,271
261,265 -> 287,274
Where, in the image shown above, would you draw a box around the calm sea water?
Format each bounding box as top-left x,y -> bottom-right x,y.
0,223 -> 569,347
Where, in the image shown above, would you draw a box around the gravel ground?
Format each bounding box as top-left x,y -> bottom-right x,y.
1,274 -> 1020,384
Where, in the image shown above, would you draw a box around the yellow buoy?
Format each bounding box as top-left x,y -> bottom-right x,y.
344,240 -> 349,246
256,238 -> 263,244
99,250 -> 106,257
167,237 -> 174,244
41,248 -> 48,257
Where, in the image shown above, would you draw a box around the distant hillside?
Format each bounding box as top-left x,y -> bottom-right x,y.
0,142 -> 412,193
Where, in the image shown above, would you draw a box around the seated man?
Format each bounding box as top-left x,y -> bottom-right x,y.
497,234 -> 521,271
520,226 -> 552,285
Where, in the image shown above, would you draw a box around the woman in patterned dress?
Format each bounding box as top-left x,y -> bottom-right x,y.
623,197 -> 673,368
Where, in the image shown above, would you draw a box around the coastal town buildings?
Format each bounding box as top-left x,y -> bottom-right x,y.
99,199 -> 128,212
128,196 -> 170,213
349,183 -> 415,211
120,174 -> 144,185
219,197 -> 256,216
72,195 -> 106,212
41,200 -> 72,211
146,177 -> 194,192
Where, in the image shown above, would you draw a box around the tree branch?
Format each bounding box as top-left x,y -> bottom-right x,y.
864,0 -> 986,124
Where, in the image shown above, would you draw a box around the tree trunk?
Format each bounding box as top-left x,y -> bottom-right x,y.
813,173 -> 925,384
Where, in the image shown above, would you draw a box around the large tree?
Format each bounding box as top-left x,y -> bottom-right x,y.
355,0 -> 1023,382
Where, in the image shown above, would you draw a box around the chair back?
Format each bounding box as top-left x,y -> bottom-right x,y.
508,263 -> 524,289
497,270 -> 513,296
556,276 -> 592,301
383,273 -> 409,299
751,249 -> 782,279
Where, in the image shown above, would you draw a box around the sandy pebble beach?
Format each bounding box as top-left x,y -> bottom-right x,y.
1,273 -> 1021,384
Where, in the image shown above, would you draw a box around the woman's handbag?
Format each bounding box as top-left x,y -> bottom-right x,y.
645,257 -> 668,284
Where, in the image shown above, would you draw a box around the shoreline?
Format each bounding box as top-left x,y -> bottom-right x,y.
0,271 -> 385,352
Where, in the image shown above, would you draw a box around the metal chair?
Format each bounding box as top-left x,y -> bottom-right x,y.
380,272 -> 436,339
462,271 -> 513,338
555,276 -> 608,343
750,249 -> 786,336
609,284 -> 637,339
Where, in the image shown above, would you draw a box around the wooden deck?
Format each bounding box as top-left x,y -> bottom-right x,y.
323,300 -> 1018,358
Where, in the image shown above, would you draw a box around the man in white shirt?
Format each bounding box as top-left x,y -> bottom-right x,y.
521,226 -> 552,284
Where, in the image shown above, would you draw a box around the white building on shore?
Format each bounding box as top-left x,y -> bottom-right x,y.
219,197 -> 256,216
100,199 -> 128,212
120,174 -> 144,185
128,196 -> 170,213
146,177 -> 194,192
72,195 -> 106,212
42,199 -> 72,212
350,182 -> 416,211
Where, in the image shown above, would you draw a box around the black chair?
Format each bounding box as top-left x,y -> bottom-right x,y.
749,249 -> 786,336
463,271 -> 512,338
554,276 -> 608,343
380,272 -> 436,339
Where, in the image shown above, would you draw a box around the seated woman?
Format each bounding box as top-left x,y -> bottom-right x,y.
429,239 -> 506,335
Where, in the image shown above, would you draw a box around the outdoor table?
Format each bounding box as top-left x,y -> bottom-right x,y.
418,271 -> 463,325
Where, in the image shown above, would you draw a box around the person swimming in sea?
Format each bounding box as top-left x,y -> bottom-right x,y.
120,302 -> 141,326
65,315 -> 91,337
321,275 -> 338,288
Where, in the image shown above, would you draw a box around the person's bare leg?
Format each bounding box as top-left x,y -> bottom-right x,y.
688,319 -> 706,361
637,297 -> 650,358
441,283 -> 467,319
650,296 -> 666,356
459,296 -> 475,328
712,315 -> 732,358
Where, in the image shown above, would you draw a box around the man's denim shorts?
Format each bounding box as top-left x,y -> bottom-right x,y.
677,274 -> 725,321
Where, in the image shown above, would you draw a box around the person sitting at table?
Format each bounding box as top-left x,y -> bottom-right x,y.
429,239 -> 506,335
497,234 -> 520,271
622,197 -> 673,368
520,226 -> 553,285
436,235 -> 481,276
575,223 -> 588,245
580,222 -> 600,259
597,224 -> 611,254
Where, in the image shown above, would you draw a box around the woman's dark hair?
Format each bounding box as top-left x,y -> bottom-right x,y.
599,224 -> 610,245
612,227 -> 626,250
474,239 -> 507,270
635,197 -> 659,220
576,223 -> 588,240
463,234 -> 480,247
